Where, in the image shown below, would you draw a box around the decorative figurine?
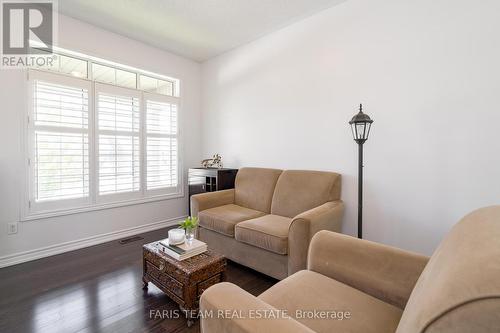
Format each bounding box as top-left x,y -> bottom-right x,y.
201,154 -> 223,168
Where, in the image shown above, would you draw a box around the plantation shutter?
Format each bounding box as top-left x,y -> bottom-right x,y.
32,76 -> 90,205
145,95 -> 179,192
96,84 -> 141,198
27,69 -> 182,217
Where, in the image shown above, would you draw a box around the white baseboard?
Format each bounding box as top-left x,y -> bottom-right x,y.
0,216 -> 186,268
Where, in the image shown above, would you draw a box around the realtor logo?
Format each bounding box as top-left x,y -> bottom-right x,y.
1,0 -> 57,68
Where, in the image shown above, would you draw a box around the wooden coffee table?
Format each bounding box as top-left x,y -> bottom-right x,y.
142,241 -> 226,326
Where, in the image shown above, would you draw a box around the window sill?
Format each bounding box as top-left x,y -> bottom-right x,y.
21,191 -> 184,222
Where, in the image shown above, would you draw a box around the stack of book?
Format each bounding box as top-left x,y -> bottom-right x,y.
159,238 -> 207,261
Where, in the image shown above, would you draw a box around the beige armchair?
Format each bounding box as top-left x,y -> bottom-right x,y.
200,206 -> 500,333
191,167 -> 344,279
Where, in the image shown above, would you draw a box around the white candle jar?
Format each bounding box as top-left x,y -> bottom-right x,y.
168,228 -> 185,245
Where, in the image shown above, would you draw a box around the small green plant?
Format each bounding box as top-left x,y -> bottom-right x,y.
179,216 -> 198,231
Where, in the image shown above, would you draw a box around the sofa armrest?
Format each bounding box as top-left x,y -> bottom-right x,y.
200,282 -> 314,333
287,201 -> 344,275
307,230 -> 429,309
190,189 -> 235,216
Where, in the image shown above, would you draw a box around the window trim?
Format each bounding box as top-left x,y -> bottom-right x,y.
21,69 -> 184,222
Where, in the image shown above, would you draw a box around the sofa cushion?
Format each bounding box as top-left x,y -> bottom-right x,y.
259,270 -> 403,333
234,167 -> 282,213
198,204 -> 266,237
396,206 -> 500,333
235,215 -> 292,255
271,170 -> 341,218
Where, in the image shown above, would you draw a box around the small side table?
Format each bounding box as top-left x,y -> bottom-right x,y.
142,241 -> 226,327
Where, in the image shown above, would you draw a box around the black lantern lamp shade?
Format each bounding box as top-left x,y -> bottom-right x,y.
349,104 -> 373,144
349,104 -> 373,239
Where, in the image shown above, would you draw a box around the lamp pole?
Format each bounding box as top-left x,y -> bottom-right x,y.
349,104 -> 373,239
358,142 -> 363,239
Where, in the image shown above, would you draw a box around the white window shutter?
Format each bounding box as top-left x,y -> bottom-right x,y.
26,70 -> 182,218
98,134 -> 140,195
33,80 -> 90,202
146,99 -> 178,191
96,86 -> 141,198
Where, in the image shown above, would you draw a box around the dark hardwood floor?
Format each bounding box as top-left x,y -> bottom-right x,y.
0,228 -> 277,333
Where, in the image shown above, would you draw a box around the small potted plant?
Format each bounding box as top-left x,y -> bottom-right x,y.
179,216 -> 198,242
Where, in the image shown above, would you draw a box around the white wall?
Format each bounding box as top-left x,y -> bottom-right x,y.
0,15 -> 201,265
201,0 -> 500,255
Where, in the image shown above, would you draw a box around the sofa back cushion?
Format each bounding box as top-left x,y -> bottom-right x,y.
396,206 -> 500,333
270,170 -> 341,218
234,167 -> 282,213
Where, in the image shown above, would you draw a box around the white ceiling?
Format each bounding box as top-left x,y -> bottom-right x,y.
58,0 -> 347,62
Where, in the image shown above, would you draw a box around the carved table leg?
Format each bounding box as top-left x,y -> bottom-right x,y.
180,305 -> 198,328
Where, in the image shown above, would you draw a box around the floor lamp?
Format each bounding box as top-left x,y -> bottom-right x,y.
349,104 -> 374,239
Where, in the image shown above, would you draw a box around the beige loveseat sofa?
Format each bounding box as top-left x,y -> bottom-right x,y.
200,206 -> 500,333
190,167 -> 344,279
